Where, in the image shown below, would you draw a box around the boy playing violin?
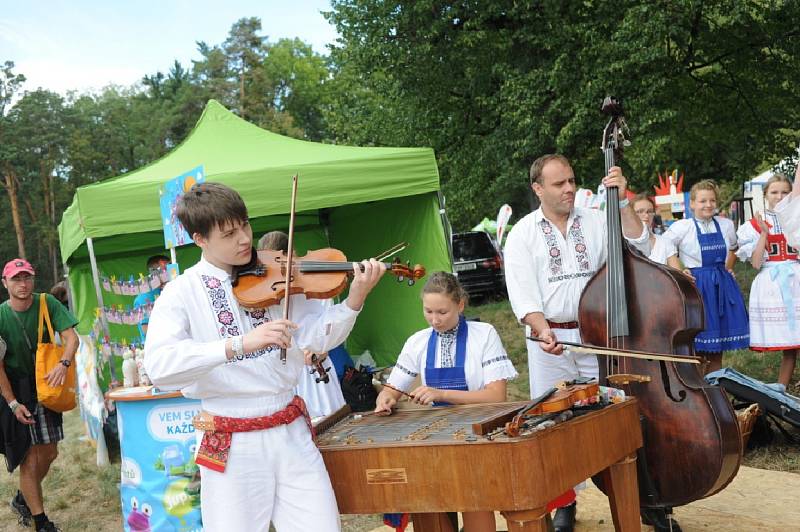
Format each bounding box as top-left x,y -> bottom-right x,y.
144,182 -> 385,531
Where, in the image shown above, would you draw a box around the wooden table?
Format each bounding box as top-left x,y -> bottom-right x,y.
318,399 -> 643,531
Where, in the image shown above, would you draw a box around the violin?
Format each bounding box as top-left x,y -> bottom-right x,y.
232,248 -> 426,309
505,379 -> 599,437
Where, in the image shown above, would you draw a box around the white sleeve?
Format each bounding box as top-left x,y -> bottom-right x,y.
386,335 -> 422,392
625,220 -> 651,256
662,219 -> 689,248
775,195 -> 800,250
144,282 -> 228,390
661,236 -> 678,259
481,326 -> 518,385
503,227 -> 544,322
735,222 -> 762,262
290,296 -> 360,355
720,217 -> 738,250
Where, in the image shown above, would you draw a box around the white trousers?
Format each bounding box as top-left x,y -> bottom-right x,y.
525,327 -> 596,496
525,328 -> 598,398
198,393 -> 340,532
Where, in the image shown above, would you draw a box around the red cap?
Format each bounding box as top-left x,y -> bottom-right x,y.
2,259 -> 35,279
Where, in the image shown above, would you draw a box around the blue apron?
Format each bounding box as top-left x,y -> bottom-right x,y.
424,316 -> 469,406
689,218 -> 749,353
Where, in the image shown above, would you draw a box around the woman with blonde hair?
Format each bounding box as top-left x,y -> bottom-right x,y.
663,180 -> 749,373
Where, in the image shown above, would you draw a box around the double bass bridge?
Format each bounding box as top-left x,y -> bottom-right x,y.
607,373 -> 651,386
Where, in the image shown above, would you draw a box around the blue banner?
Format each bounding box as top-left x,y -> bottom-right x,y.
117,396 -> 203,531
159,166 -> 205,248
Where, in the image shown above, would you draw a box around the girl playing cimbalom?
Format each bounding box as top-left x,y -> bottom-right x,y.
375,271 -> 518,532
737,174 -> 800,387
663,180 -> 749,373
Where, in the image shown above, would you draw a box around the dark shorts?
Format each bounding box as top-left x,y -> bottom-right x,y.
29,403 -> 63,445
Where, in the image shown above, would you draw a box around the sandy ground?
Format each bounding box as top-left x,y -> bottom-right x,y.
367,465 -> 800,531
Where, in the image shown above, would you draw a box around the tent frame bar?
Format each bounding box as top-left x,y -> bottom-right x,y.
86,237 -> 117,382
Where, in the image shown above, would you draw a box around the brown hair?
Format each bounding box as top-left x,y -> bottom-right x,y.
763,173 -> 793,195
689,179 -> 719,201
50,282 -> 68,307
632,193 -> 656,211
422,271 -> 468,305
176,182 -> 248,238
258,231 -> 289,252
146,255 -> 170,269
530,154 -> 571,185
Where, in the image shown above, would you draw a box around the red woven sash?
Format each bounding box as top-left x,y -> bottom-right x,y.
194,395 -> 314,472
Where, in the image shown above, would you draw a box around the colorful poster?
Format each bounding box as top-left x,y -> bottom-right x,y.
117,396 -> 203,531
160,166 -> 205,248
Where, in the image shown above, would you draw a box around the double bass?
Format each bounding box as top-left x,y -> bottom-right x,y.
578,97 -> 741,510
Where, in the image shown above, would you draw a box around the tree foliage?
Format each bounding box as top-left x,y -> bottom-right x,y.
325,0 -> 800,228
3,6 -> 800,289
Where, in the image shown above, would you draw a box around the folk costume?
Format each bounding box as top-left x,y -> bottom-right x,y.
145,257 -> 360,532
775,194 -> 800,250
504,207 -> 649,397
736,212 -> 800,351
386,317 -> 517,399
663,217 -> 749,353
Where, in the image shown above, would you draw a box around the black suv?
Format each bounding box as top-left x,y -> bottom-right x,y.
452,231 -> 506,300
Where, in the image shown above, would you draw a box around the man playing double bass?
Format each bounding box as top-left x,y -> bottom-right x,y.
505,155 -> 681,532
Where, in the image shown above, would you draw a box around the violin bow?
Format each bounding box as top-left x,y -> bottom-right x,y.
374,242 -> 409,262
280,174 -> 299,365
527,336 -> 701,364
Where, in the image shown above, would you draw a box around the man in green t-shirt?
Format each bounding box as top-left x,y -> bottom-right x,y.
0,259 -> 78,532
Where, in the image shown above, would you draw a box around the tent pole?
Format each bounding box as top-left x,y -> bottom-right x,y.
86,237 -> 117,381
62,263 -> 74,314
437,191 -> 454,266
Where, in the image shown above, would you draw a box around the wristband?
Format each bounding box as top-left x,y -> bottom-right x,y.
8,400 -> 19,414
619,198 -> 630,209
232,335 -> 245,358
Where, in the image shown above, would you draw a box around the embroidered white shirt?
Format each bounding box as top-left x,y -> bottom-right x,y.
735,211 -> 792,264
649,234 -> 678,265
386,321 -> 517,392
504,206 -> 649,323
662,216 -> 737,268
144,257 -> 359,406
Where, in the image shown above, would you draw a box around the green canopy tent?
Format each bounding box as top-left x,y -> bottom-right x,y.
59,100 -> 451,384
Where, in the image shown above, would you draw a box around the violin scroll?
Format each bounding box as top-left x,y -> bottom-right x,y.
389,259 -> 426,286
310,353 -> 331,384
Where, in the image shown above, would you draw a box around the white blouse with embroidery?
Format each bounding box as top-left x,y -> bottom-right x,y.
735,211 -> 789,263
504,206 -> 648,324
144,257 -> 359,409
662,216 -> 737,269
386,321 -> 517,392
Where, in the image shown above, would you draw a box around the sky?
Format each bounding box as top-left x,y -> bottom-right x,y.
0,0 -> 339,96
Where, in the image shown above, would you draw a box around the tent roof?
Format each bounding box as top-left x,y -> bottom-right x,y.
59,100 -> 440,261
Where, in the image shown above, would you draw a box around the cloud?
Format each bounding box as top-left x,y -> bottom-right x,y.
15,59 -> 145,95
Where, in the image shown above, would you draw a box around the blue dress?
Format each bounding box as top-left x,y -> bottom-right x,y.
689,218 -> 749,352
